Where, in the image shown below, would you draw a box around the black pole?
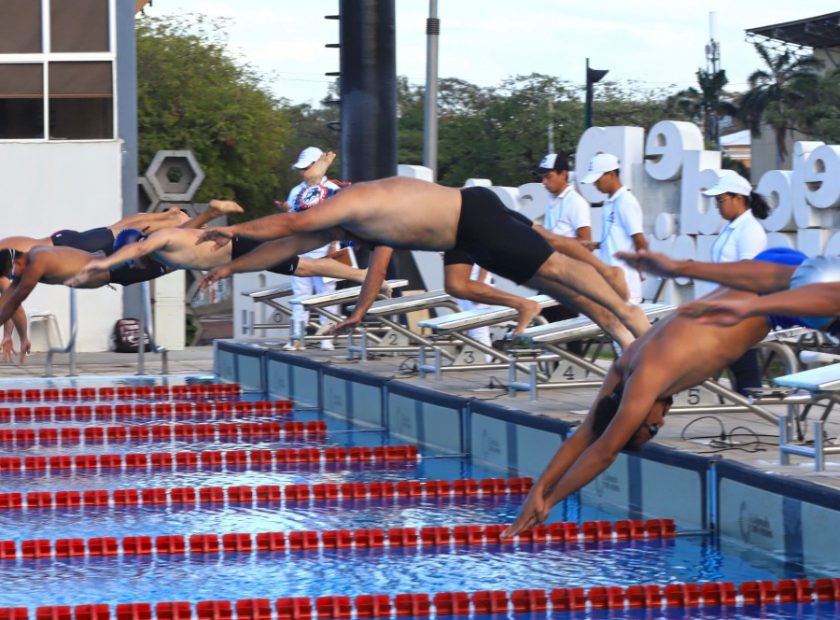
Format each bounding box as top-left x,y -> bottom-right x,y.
338,0 -> 397,182
584,58 -> 608,130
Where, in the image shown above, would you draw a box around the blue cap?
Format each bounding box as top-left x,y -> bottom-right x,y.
113,228 -> 146,266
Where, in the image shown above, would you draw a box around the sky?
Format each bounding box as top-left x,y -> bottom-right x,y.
142,1 -> 840,105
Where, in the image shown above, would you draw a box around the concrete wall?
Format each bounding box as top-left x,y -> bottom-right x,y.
0,141 -> 124,351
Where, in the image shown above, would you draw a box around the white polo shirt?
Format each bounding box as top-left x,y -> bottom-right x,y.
599,186 -> 644,302
545,185 -> 591,238
710,209 -> 767,263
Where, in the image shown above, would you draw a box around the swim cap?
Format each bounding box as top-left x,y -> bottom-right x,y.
789,256 -> 840,330
753,247 -> 807,267
113,228 -> 146,266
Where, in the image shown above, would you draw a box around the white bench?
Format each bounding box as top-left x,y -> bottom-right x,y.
415,294 -> 558,380
774,362 -> 840,471
346,290 -> 462,360
240,284 -> 296,335
290,279 -> 409,348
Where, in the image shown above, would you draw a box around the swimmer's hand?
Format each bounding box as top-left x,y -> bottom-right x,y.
199,265 -> 232,289
327,313 -> 362,336
501,484 -> 549,539
614,249 -> 679,278
64,260 -> 108,287
679,298 -> 750,326
2,337 -> 30,365
196,226 -> 236,250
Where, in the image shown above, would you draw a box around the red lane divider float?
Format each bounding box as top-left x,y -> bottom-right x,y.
0,518 -> 674,562
5,577 -> 839,620
0,384 -> 242,404
0,420 -> 322,446
0,400 -> 293,424
0,477 -> 531,512
0,446 -> 418,474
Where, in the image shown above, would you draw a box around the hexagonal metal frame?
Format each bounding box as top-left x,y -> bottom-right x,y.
145,150 -> 205,202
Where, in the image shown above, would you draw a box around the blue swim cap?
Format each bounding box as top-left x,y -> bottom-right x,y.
113,228 -> 146,266
753,247 -> 807,267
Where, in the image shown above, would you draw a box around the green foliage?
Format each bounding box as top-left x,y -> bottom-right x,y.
136,14 -> 293,219
738,43 -> 822,166
137,13 -> 695,196
796,68 -> 840,145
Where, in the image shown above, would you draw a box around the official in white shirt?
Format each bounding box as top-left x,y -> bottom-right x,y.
702,169 -> 771,395
580,153 -> 649,304
705,170 -> 769,263
533,153 -> 592,350
533,153 -> 591,242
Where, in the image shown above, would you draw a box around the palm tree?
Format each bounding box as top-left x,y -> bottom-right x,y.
666,69 -> 737,148
739,43 -> 822,168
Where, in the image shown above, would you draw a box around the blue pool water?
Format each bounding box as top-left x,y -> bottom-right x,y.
0,391 -> 831,618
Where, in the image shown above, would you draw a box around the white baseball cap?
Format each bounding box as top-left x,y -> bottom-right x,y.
580,153 -> 620,184
291,146 -> 324,170
702,169 -> 752,196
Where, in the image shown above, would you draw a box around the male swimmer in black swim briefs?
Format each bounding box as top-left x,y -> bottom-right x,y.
194,177 -> 651,348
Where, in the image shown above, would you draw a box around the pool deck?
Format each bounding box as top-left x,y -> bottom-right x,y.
3,342 -> 840,493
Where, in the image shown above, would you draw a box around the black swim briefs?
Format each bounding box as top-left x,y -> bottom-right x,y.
231,236 -> 300,276
109,260 -> 169,286
447,187 -> 553,284
50,227 -> 115,254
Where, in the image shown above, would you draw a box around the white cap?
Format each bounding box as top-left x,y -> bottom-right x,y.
702,169 -> 752,196
535,154 -> 558,172
291,146 -> 324,170
580,153 -> 620,184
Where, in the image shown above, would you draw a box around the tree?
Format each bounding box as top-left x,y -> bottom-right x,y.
739,43 -> 822,168
136,14 -> 293,219
795,67 -> 840,145
666,70 -> 737,148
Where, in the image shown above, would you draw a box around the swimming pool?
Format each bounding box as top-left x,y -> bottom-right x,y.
0,376 -> 837,619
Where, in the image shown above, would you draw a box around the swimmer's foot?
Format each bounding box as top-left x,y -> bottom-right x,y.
208,199 -> 245,215
302,151 -> 337,185
624,303 -> 651,338
165,207 -> 191,226
513,299 -> 542,336
607,266 -> 630,301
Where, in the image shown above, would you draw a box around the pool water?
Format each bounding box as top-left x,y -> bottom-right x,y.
0,388 -> 832,618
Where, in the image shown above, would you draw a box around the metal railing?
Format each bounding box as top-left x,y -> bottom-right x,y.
44,289 -> 78,377
137,280 -> 169,375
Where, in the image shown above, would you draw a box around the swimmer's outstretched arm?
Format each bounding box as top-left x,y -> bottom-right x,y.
615,250 -> 795,293
502,365 -> 624,538
64,234 -> 170,287
0,262 -> 42,328
683,282 -> 840,326
199,231 -> 336,288
328,246 -> 394,335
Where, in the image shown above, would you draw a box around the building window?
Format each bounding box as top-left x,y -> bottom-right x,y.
51,0 -> 109,53
0,64 -> 44,139
0,0 -> 115,141
49,62 -> 113,139
0,0 -> 42,54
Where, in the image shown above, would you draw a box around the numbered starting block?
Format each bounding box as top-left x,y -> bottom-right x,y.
508,304 -> 674,400
416,295 -> 558,381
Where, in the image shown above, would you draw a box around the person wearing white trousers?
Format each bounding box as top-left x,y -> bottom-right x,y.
284,147 -> 340,350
